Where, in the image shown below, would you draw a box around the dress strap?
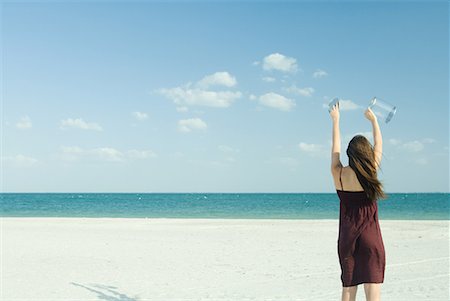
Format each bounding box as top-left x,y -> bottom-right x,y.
339,166 -> 344,190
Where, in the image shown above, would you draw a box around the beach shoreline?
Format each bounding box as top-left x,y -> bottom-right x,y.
2,218 -> 449,300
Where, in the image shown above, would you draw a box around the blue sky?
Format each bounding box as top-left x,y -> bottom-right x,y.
1,1 -> 448,192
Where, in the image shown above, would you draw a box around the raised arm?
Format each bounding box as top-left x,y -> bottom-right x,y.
365,108 -> 382,169
330,102 -> 342,173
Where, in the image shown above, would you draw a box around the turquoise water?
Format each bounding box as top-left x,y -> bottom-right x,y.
0,193 -> 448,220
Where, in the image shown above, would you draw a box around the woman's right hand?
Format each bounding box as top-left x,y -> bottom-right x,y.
364,108 -> 377,122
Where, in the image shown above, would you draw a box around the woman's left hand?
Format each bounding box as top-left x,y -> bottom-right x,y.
330,102 -> 340,121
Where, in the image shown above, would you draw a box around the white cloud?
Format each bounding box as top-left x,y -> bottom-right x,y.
388,138 -> 433,152
178,118 -> 207,133
252,61 -> 260,66
262,76 -> 276,83
249,94 -> 257,101
388,138 -> 402,146
91,147 -> 124,161
283,85 -> 314,97
176,106 -> 189,112
61,146 -> 156,162
16,116 -> 32,130
197,72 -> 237,89
126,149 -> 157,159
132,111 -> 148,121
158,85 -> 242,108
218,145 -> 240,154
2,154 -> 38,167
218,145 -> 239,164
262,53 -> 298,73
339,99 -> 361,111
416,158 -> 428,165
422,138 -> 435,144
171,151 -> 185,159
225,157 -> 236,163
401,141 -> 424,152
158,72 -> 241,109
61,146 -> 84,154
313,69 -> 328,79
60,146 -> 85,162
60,118 -> 103,131
259,92 -> 296,111
299,142 -> 325,153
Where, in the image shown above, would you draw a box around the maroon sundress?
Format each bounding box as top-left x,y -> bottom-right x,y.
336,167 -> 386,287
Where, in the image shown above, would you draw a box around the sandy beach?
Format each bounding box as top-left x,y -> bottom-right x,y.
1,218 -> 449,300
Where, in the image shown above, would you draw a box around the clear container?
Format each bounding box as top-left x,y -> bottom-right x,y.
368,97 -> 397,123
328,97 -> 340,112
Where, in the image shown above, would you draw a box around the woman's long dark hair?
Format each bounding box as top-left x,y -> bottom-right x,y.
346,135 -> 386,201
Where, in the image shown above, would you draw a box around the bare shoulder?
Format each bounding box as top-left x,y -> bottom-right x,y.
341,166 -> 357,179
340,166 -> 364,191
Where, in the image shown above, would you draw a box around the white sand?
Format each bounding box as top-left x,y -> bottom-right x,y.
1,218 -> 449,300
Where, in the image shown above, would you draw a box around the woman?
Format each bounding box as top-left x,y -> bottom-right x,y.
330,102 -> 386,301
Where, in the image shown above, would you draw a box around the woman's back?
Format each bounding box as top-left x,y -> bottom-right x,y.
334,166 -> 365,192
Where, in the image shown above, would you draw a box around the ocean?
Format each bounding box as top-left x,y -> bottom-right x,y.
1,193 -> 448,220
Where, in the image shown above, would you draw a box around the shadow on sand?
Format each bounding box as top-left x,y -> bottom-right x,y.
70,282 -> 140,301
